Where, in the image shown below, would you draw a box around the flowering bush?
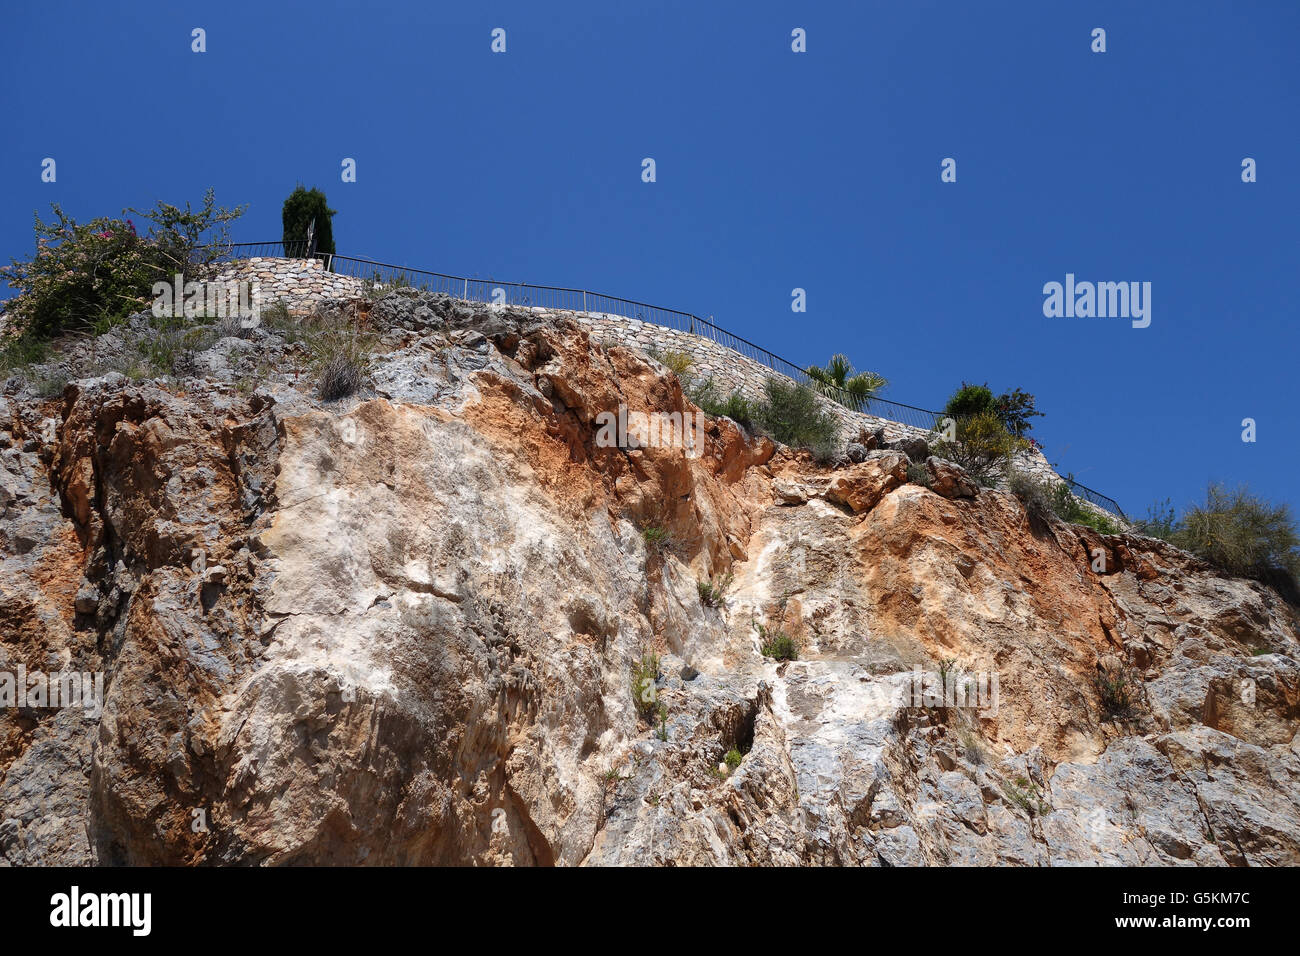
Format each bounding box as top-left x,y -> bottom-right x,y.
0,189 -> 244,343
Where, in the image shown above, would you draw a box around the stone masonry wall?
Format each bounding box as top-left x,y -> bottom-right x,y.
221,257 -> 1114,519
209,257 -> 364,310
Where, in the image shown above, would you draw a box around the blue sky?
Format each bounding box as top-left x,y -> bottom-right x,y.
2,0 -> 1296,519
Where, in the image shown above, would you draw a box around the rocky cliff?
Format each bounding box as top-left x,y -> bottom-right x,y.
2,292 -> 1297,866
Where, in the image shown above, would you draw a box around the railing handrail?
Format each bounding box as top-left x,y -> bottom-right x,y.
211,241 -> 1127,520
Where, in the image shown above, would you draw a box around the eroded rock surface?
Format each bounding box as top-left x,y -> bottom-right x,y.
2,292 -> 1297,866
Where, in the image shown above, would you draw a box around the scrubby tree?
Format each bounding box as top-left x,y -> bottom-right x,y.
945,382 -> 1043,438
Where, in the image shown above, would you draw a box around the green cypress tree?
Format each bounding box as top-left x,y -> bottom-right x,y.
281,185 -> 337,258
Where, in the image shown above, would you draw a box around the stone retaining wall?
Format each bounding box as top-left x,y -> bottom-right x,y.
224,257 -> 1113,520
209,257 -> 364,310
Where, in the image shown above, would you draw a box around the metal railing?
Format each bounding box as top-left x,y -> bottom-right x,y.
211,242 -> 1127,520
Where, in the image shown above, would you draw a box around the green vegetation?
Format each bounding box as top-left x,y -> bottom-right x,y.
1008,470 -> 1123,534
687,378 -> 755,430
0,190 -> 244,346
930,410 -> 1028,486
755,621 -> 798,661
648,347 -> 695,379
943,382 -> 1043,438
1002,776 -> 1051,817
281,185 -> 336,258
805,353 -> 887,406
1144,484 -> 1299,580
309,320 -> 374,401
752,379 -> 840,464
724,748 -> 743,771
641,525 -> 672,552
630,653 -> 660,721
697,572 -> 734,608
943,382 -> 997,420
1095,665 -> 1137,720
690,376 -> 840,464
958,729 -> 985,766
905,461 -> 932,488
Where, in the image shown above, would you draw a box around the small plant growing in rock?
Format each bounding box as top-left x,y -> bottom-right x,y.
1095,664 -> 1137,720
724,748 -> 743,771
655,702 -> 669,741
906,462 -> 932,488
309,320 -> 374,401
755,621 -> 798,661
1003,776 -> 1050,817
648,347 -> 695,380
958,729 -> 985,766
697,572 -> 733,608
631,653 -> 660,720
641,525 -> 671,552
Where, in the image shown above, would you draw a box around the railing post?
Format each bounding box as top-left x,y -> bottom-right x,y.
583,290 -> 587,313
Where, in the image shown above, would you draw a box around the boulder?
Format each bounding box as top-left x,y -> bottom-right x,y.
924,457 -> 978,499
898,436 -> 931,464
825,450 -> 908,513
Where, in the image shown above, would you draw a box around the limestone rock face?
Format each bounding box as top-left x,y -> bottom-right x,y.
1,293 -> 1297,866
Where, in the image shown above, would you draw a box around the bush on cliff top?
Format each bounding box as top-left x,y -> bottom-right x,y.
0,190 -> 245,345
751,378 -> 839,464
1137,484 -> 1300,597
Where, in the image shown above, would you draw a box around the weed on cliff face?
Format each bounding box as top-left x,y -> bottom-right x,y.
630,653 -> 660,721
308,319 -> 374,401
697,572 -> 733,608
1002,777 -> 1050,817
1095,664 -> 1138,720
755,621 -> 798,661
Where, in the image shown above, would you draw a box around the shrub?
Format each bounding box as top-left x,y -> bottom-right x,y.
906,461 -> 931,488
751,379 -> 840,463
0,191 -> 244,342
931,410 -> 1027,485
945,383 -> 1043,438
648,347 -> 695,380
281,185 -> 337,258
944,382 -> 996,420
630,653 -> 660,720
724,748 -> 743,770
688,378 -> 754,431
697,572 -> 733,608
1175,484 -> 1300,581
755,622 -> 798,661
1095,665 -> 1137,720
1008,470 -> 1122,534
641,525 -> 671,552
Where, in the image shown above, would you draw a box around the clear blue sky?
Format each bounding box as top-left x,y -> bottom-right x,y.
2,0 -> 1296,519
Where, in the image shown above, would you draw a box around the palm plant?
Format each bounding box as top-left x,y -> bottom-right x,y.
805,353 -> 887,407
